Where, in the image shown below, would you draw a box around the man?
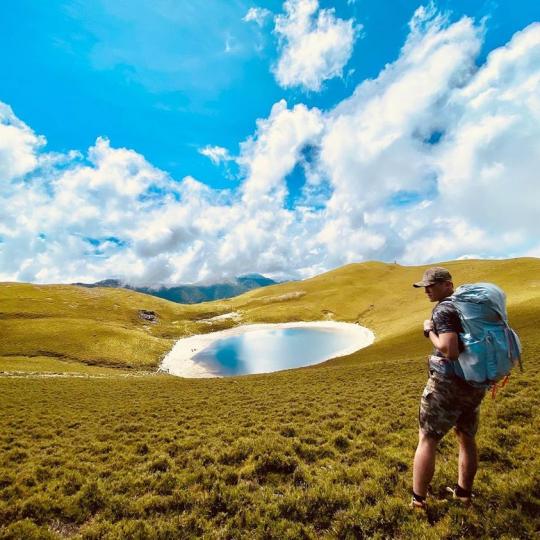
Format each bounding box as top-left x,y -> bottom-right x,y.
411,267 -> 486,510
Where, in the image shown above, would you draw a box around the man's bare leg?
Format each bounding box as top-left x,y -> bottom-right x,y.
455,429 -> 478,492
413,429 -> 438,497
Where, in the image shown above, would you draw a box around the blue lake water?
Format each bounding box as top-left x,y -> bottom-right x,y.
187,325 -> 370,376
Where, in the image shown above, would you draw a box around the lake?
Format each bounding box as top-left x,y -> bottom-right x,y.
160,321 -> 374,377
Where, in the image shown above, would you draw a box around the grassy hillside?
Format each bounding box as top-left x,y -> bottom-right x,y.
0,258 -> 539,538
0,282 -> 232,370
1,258 -> 538,373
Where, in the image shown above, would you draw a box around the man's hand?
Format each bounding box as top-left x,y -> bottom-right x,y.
423,320 -> 433,336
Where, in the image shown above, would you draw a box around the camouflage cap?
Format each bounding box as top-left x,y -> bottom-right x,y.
412,267 -> 452,288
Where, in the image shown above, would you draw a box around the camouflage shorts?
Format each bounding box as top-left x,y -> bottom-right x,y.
419,372 -> 487,440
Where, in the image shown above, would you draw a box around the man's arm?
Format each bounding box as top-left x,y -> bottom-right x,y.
426,301 -> 462,360
428,331 -> 459,360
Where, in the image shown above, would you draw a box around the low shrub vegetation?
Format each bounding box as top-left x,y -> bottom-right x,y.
1,259 -> 539,537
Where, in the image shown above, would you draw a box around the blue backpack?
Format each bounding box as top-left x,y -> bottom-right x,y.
449,283 -> 522,389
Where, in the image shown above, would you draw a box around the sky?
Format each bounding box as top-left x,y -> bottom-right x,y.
1,0 -> 539,286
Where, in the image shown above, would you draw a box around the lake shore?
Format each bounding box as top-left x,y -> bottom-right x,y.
159,321 -> 375,378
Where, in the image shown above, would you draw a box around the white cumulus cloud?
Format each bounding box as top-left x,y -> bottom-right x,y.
273,0 -> 358,91
1,7 -> 540,286
0,103 -> 45,183
238,100 -> 324,208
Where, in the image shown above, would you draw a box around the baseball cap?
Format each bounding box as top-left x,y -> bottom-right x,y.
412,267 -> 452,288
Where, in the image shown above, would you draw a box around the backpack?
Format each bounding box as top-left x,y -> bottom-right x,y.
449,283 -> 522,389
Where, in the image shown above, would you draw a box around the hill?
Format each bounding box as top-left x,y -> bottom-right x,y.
1,257 -> 538,372
72,274 -> 279,304
0,258 -> 538,538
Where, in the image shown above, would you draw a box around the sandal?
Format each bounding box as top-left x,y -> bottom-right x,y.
446,486 -> 473,505
410,496 -> 428,510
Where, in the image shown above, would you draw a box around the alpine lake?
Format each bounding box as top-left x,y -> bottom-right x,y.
161,322 -> 375,377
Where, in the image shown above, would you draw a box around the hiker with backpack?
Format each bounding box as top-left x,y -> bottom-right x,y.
410,267 -> 521,510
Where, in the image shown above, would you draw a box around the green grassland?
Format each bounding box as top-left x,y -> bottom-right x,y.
0,259 -> 539,538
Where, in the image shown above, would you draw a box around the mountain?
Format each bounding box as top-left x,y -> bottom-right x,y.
71,273 -> 279,304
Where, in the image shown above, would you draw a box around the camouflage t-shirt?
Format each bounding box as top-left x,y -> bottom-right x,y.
428,299 -> 464,377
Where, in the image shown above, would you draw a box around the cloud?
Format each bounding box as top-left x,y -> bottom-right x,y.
199,145 -> 232,165
273,0 -> 359,91
243,7 -> 272,27
2,9 -> 539,286
238,100 -> 324,208
314,5 -> 484,264
0,135 -> 176,284
0,103 -> 45,182
434,22 -> 540,235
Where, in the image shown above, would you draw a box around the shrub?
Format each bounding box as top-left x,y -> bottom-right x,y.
135,442 -> 149,455
108,519 -> 155,539
152,472 -> 177,495
18,493 -> 52,524
76,480 -> 107,517
217,439 -> 252,465
280,425 -> 297,438
5,450 -> 28,464
62,471 -> 85,496
79,520 -> 113,540
253,449 -> 298,480
1,519 -> 56,540
333,433 -> 350,450
148,455 -> 172,474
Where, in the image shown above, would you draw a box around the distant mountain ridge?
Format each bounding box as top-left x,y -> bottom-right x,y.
71,273 -> 280,304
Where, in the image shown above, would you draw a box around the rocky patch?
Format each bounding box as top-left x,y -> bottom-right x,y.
138,309 -> 158,323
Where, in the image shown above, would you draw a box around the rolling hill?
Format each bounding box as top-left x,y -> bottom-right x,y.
0,258 -> 538,538
1,257 -> 538,372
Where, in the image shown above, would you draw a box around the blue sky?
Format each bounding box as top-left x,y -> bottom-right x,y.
1,1 -> 539,285
2,0 -> 537,187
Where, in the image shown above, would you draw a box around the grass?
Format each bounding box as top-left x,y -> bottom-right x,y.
0,258 -> 539,538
